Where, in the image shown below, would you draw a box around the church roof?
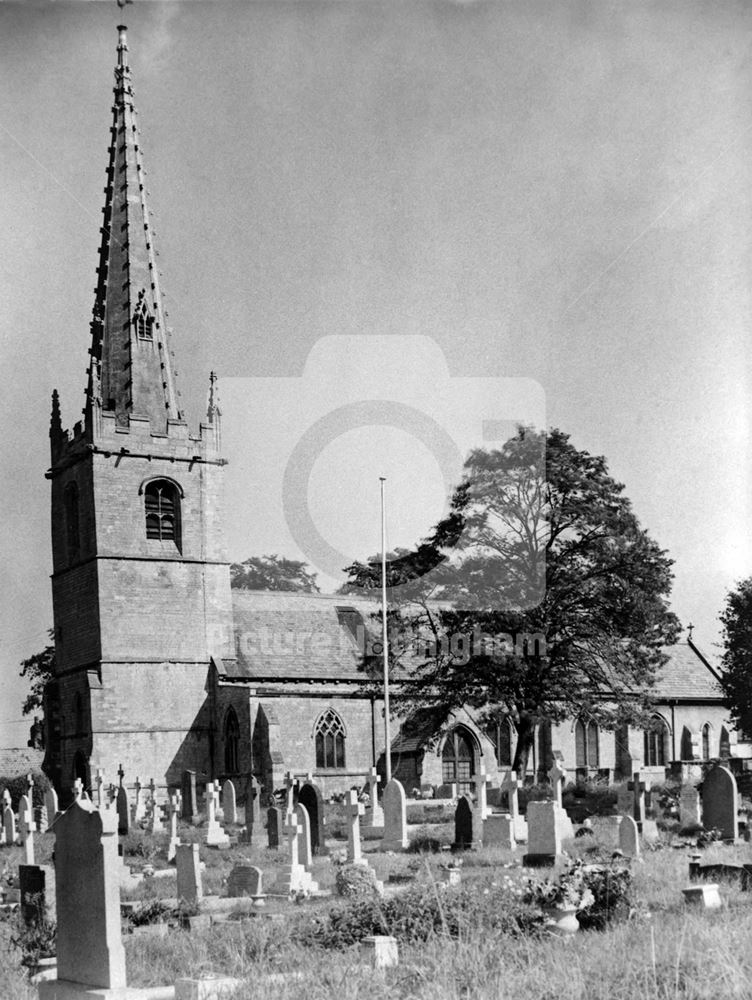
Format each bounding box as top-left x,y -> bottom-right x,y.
225,590 -> 380,682
650,640 -> 723,702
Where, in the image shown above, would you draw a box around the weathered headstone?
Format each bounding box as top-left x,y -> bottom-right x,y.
19,863 -> 55,925
175,843 -> 203,905
295,802 -> 313,868
618,815 -> 641,857
181,769 -> 197,821
116,785 -> 129,837
680,784 -> 702,828
523,800 -> 563,866
501,770 -> 527,841
364,767 -> 383,828
454,794 -> 474,850
298,780 -> 326,855
222,779 -> 238,825
247,775 -> 261,828
482,813 -> 515,849
147,779 -> 164,834
548,759 -> 566,809
284,770 -> 296,815
132,776 -> 146,824
382,778 -> 409,851
627,771 -> 648,827
3,799 -> 17,846
205,781 -> 230,847
168,791 -> 182,862
44,786 -> 59,826
18,794 -> 35,865
267,812 -> 319,895
267,806 -> 284,849
702,765 -> 739,841
40,797 -> 126,992
227,864 -> 263,899
346,789 -> 365,863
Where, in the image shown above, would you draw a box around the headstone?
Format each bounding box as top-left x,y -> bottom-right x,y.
682,883 -> 722,909
222,779 -> 238,825
284,771 -> 296,815
702,765 -> 739,841
44,786 -> 59,826
42,797 -> 126,991
168,791 -> 182,862
247,775 -> 261,828
205,782 -> 230,847
298,780 -> 326,855
3,801 -> 17,846
482,813 -> 515,849
548,759 -> 566,809
382,778 -> 409,851
627,771 -> 648,827
680,784 -> 702,828
95,768 -> 105,809
267,812 -> 319,895
181,770 -> 197,821
132,776 -> 146,823
618,815 -> 641,857
364,767 -> 383,828
501,770 -> 527,841
523,800 -> 563,866
35,805 -> 48,834
19,864 -> 55,925
346,789 -> 365,863
454,794 -> 474,849
18,794 -> 35,865
116,784 -> 129,836
267,806 -> 283,849
175,843 -> 203,905
295,802 -> 313,868
227,864 -> 263,898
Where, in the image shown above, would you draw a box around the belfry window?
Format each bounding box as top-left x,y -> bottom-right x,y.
144,479 -> 181,546
135,301 -> 153,340
315,709 -> 346,769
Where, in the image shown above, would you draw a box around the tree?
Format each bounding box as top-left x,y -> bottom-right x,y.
344,427 -> 680,775
718,578 -> 752,734
19,629 -> 55,717
230,554 -> 320,593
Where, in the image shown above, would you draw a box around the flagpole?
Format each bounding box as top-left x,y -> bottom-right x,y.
380,477 -> 391,783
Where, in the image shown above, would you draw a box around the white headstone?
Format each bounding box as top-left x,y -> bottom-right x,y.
346,789 -> 365,863
364,768 -> 383,827
168,791 -> 182,862
525,800 -> 563,859
175,843 -> 203,905
205,782 -> 230,847
18,794 -> 35,865
382,779 -> 408,851
482,813 -> 516,850
295,802 -> 313,868
44,786 -> 59,825
222,779 -> 238,825
680,784 -> 702,828
618,815 -> 640,857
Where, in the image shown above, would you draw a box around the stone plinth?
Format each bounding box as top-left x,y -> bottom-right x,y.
359,935 -> 399,969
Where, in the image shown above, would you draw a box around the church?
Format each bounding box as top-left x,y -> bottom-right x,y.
42,27 -> 746,804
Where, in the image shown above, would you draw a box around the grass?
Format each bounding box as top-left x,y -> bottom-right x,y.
4,813 -> 752,998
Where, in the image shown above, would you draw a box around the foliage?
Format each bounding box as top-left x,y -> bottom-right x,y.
718,577 -> 752,733
121,830 -> 164,864
10,896 -> 56,967
696,828 -> 723,849
574,864 -> 634,930
523,859 -> 595,911
0,774 -> 51,812
18,631 -> 55,718
230,554 -> 319,593
126,899 -> 173,928
335,863 -> 382,898
406,834 -> 444,854
345,428 -> 680,775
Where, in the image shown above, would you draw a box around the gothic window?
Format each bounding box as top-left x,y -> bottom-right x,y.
315,709 -> 346,769
720,726 -> 730,758
575,719 -> 600,769
224,707 -> 240,774
702,723 -> 711,761
485,716 -> 515,767
442,726 -> 476,795
144,479 -> 181,547
134,301 -> 153,340
644,715 -> 670,767
64,483 -> 80,561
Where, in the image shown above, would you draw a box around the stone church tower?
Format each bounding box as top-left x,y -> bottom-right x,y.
45,27 -> 235,798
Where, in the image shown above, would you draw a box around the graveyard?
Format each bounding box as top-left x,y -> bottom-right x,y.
1,767 -> 752,998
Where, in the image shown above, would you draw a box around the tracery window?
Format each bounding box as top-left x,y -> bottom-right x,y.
315,709 -> 345,769
144,479 -> 180,546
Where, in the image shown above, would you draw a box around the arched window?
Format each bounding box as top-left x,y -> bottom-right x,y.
720,726 -> 730,759
575,719 -> 600,769
64,483 -> 80,561
134,301 -> 153,340
644,715 -> 670,767
144,479 -> 181,547
442,726 -> 476,795
315,709 -> 346,769
702,724 -> 711,761
224,707 -> 240,774
485,716 -> 515,767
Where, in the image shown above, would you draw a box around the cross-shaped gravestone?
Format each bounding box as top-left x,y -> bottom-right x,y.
117,763 -> 125,788
347,788 -> 365,863
168,791 -> 181,861
627,771 -> 647,825
501,770 -> 520,820
95,768 -> 105,808
18,794 -> 35,865
26,773 -> 34,796
548,759 -> 567,809
2,788 -> 12,811
284,771 -> 296,814
205,781 -> 230,846
284,811 -> 300,867
133,776 -> 145,822
365,767 -> 383,827
73,778 -> 84,802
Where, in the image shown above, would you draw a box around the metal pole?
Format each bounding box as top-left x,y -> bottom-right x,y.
380,476 -> 391,783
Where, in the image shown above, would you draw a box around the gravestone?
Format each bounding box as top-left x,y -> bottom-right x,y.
284,770 -> 296,815
501,770 -> 527,841
267,812 -> 319,895
41,797 -> 126,992
627,771 -> 648,827
94,768 -> 105,809
18,794 -> 35,865
295,802 -> 313,868
3,800 -> 17,846
523,800 -> 563,866
204,782 -> 230,847
222,779 -> 238,825
548,759 -> 566,809
19,864 -> 55,925
267,806 -> 284,849
618,815 -> 641,857
227,864 -> 263,898
482,813 -> 515,850
680,784 -> 702,828
454,795 -> 474,849
175,843 -> 203,905
168,791 -> 182,862
132,776 -> 146,824
116,785 -> 129,837
181,770 -> 197,821
364,767 -> 383,828
702,765 -> 739,841
44,786 -> 59,826
246,775 -> 262,829
298,780 -> 326,854
382,778 -> 409,851
346,789 -> 365,863
147,779 -> 164,834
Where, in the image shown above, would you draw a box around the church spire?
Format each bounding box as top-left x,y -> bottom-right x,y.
86,25 -> 181,436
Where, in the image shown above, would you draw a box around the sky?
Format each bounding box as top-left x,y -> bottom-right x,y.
1,0 -> 750,746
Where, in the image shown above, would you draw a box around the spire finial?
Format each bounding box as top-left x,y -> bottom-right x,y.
50,390 -> 62,439
207,371 -> 222,424
117,24 -> 128,64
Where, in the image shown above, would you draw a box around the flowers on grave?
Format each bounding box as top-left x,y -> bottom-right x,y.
523,860 -> 595,912
335,862 -> 382,899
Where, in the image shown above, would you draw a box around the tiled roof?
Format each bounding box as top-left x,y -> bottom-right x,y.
651,641 -> 722,701
226,590 -> 381,682
0,748 -> 45,779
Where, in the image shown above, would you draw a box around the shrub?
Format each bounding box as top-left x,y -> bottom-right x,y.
335,863 -> 381,898
406,834 -> 444,854
126,899 -> 173,928
10,896 -> 56,968
0,773 -> 51,812
575,864 -> 634,931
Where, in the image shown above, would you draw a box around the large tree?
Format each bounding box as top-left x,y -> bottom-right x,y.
344,427 -> 680,774
230,554 -> 320,593
19,630 -> 55,717
718,578 -> 752,734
